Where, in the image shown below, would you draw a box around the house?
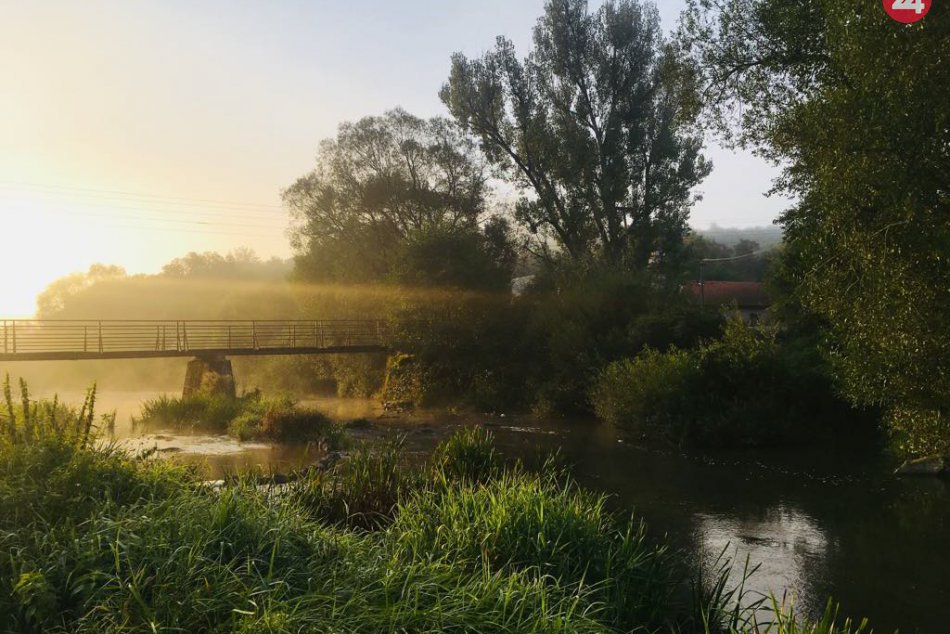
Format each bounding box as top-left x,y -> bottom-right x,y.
684,280 -> 770,325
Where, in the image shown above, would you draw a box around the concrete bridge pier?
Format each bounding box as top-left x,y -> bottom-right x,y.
183,355 -> 236,399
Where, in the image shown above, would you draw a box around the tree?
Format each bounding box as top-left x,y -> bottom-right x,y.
441,0 -> 710,267
284,108 -> 491,284
161,249 -> 289,280
36,264 -> 126,317
680,0 -> 949,454
390,217 -> 517,291
681,235 -> 771,282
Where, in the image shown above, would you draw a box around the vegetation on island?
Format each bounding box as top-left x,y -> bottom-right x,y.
134,389 -> 345,445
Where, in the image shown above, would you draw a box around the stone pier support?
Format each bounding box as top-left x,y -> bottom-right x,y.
183,355 -> 236,399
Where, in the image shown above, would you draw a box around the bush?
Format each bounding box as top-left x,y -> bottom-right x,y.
292,427 -> 507,530
134,391 -> 247,432
0,379 -> 187,527
229,396 -> 343,444
887,407 -> 949,458
591,320 -> 865,447
592,347 -> 694,435
136,390 -> 343,445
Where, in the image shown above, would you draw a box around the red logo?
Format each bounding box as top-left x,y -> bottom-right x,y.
883,0 -> 932,22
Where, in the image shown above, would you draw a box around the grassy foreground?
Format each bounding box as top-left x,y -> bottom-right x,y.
1,380 -> 877,633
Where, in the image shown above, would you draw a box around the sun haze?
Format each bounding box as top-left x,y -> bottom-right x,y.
0,0 -> 785,316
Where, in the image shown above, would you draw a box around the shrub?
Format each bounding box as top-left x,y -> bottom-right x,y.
431,425 -> 503,483
229,396 -> 343,444
591,320 -> 865,447
134,391 -> 248,432
0,379 -> 187,528
886,407 -> 949,458
136,390 -> 343,445
591,347 -> 694,435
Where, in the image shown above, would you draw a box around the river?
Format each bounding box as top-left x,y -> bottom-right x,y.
54,389 -> 950,634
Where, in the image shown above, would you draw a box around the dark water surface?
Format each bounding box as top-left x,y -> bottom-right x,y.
78,390 -> 950,634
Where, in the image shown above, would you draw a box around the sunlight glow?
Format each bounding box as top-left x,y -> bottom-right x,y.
0,185 -> 290,317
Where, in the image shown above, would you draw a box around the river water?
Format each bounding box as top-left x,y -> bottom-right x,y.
56,389 -> 950,633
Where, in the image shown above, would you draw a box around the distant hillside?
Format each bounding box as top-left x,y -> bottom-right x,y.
693,225 -> 784,249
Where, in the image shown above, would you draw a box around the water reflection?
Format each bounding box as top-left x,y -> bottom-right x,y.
695,505 -> 830,618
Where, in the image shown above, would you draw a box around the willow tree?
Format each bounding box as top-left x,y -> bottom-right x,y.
680,0 -> 949,455
441,0 -> 710,268
284,109 -> 498,284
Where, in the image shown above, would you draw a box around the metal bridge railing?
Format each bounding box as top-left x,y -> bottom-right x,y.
0,319 -> 388,359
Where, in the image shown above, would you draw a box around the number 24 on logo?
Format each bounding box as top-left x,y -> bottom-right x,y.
892,0 -> 925,14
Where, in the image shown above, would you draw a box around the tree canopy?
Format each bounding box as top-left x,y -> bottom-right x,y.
441,0 -> 710,268
680,0 -> 949,454
161,249 -> 289,280
284,108 -> 500,285
36,264 -> 127,318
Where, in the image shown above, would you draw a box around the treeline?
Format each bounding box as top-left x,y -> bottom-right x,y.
278,0 -> 901,450
19,0 -> 947,458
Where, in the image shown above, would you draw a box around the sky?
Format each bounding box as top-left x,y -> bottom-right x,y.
0,0 -> 789,317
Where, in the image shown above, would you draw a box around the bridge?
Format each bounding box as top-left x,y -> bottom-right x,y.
0,319 -> 388,361
0,319 -> 389,396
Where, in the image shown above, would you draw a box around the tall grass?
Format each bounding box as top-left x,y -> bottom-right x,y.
291,437 -> 416,530
135,389 -> 344,445
430,424 -> 503,483
134,391 -> 245,432
0,382 -> 887,634
392,470 -> 677,631
2,375 -> 113,448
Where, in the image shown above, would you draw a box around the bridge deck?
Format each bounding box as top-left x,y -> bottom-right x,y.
0,320 -> 388,361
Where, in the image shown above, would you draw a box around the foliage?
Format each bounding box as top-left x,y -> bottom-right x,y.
430,425 -> 503,484
679,0 -> 949,455
393,469 -> 677,630
284,108 -> 493,284
592,346 -> 693,435
291,438 -> 414,531
292,428 -> 500,531
682,235 -> 775,282
135,391 -> 248,432
385,265 -> 722,414
591,319 -> 865,446
0,390 -> 887,633
229,397 -> 342,444
35,263 -> 127,317
524,264 -> 723,414
1,376 -> 108,448
389,218 -> 517,291
135,390 -> 344,445
160,248 -> 290,280
442,0 -> 710,265
0,379 -> 188,530
388,290 -> 533,410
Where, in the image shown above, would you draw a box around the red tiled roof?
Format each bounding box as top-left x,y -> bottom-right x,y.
683,281 -> 770,308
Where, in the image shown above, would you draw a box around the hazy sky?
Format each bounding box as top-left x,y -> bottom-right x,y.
0,0 -> 789,316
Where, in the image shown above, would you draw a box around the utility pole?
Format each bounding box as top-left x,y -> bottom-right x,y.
699,260 -> 705,308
